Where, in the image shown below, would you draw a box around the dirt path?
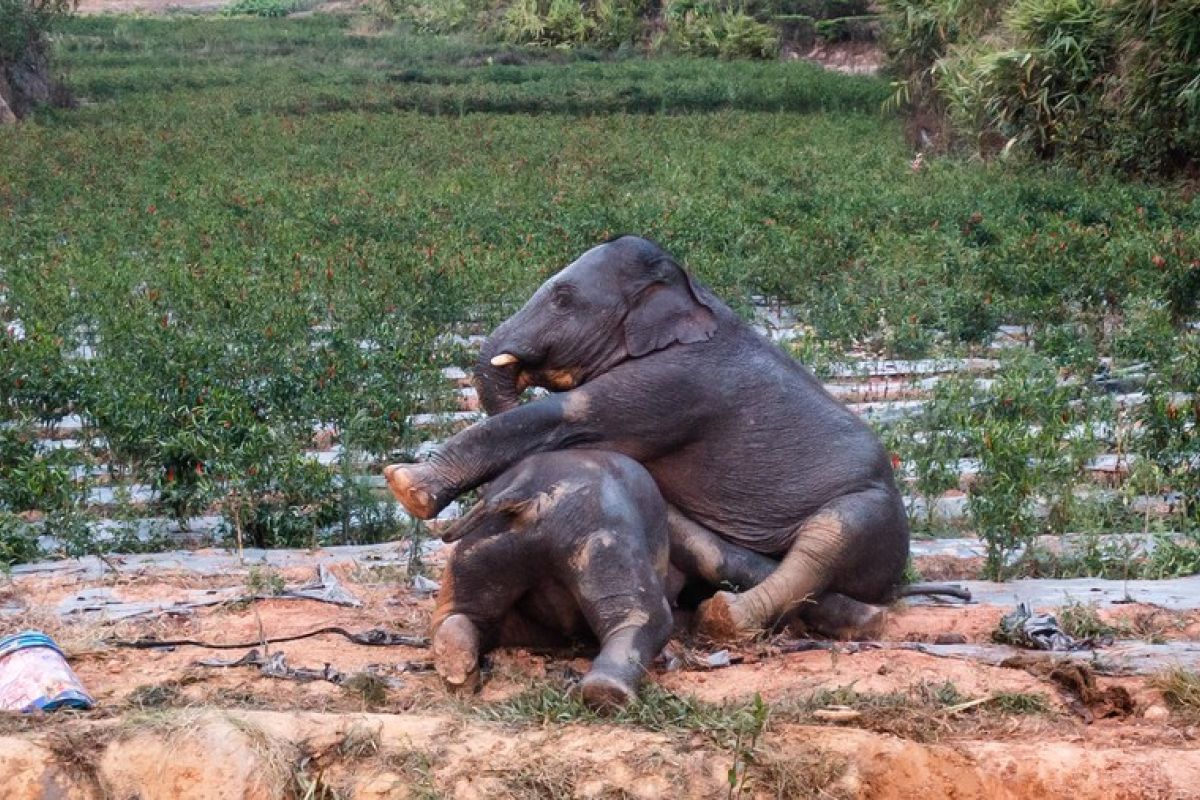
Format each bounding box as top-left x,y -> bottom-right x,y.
75,0 -> 228,14
6,708 -> 1199,799
1,547 -> 1198,798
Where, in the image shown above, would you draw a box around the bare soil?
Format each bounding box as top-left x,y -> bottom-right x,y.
785,41 -> 885,76
2,547 -> 1198,798
75,0 -> 227,14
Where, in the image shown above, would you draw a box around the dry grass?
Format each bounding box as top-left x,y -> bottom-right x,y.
1150,668 -> 1200,719
774,680 -> 1061,743
380,747 -> 441,799
340,673 -> 390,709
495,758 -> 577,800
337,722 -> 382,760
1126,608 -> 1180,644
42,726 -> 111,794
750,746 -> 851,800
1056,600 -> 1121,641
224,714 -> 304,800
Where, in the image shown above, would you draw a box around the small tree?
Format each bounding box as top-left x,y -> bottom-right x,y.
0,0 -> 76,121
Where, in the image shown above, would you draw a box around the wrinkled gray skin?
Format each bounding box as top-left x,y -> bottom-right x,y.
388,236 -> 926,640
430,450 -> 672,710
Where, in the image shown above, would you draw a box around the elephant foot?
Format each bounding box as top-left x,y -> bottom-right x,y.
796,592 -> 889,641
432,614 -> 481,692
579,671 -> 636,713
830,603 -> 888,641
693,590 -> 757,643
383,463 -> 442,520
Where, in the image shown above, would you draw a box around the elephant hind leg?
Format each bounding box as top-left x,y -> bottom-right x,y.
695,487 -> 904,641
666,506 -> 777,591
430,535 -> 534,690
792,592 -> 888,641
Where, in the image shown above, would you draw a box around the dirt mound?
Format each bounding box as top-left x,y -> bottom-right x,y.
2,550 -> 1198,798
3,710 -> 1199,799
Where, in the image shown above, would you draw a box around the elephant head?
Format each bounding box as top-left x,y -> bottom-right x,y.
475,236 -> 718,415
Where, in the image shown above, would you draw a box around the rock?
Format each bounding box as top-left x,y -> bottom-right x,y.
0,73 -> 16,125
934,632 -> 968,645
1144,704 -> 1171,721
814,707 -> 862,723
0,95 -> 15,125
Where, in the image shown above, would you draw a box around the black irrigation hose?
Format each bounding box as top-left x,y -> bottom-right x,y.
107,626 -> 429,650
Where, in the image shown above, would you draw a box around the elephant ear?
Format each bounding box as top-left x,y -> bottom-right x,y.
623,256 -> 717,358
439,485 -> 534,543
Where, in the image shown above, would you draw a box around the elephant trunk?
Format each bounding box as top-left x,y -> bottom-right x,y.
474,333 -> 528,416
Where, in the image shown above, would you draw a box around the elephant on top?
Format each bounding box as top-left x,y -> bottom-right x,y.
387,235 -> 922,641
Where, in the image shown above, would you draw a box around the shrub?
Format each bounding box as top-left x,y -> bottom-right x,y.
376,0 -> 484,31
881,0 -> 1200,174
221,0 -> 303,17
0,0 -> 74,63
0,512 -> 42,566
501,0 -> 650,48
0,0 -> 76,118
664,1 -> 780,59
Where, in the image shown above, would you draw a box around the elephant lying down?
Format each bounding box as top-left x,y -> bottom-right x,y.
430,449 -> 673,710
429,449 -> 965,710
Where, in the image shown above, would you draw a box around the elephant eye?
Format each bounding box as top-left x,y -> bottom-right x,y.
551,284 -> 575,309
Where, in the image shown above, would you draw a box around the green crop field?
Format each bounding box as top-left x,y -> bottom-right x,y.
1,14 -> 1198,576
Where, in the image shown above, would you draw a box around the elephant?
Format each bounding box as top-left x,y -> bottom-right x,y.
387,235 -> 964,642
429,449 -> 673,710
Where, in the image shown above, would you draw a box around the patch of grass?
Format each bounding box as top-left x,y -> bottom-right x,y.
495,758 -> 577,800
1056,599 -> 1121,641
775,680 -> 1054,741
340,673 -> 390,709
478,682 -> 770,746
337,722 -> 383,760
1126,608 -> 1176,645
246,567 -> 287,596
380,748 -> 442,799
989,691 -> 1050,715
224,713 -> 303,800
750,747 -> 850,800
124,682 -> 187,711
1150,668 -> 1200,719
222,0 -> 306,17
292,760 -> 345,800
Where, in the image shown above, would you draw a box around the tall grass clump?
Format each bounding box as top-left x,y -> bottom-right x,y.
379,0 -> 782,57
0,0 -> 75,118
881,0 -> 1200,175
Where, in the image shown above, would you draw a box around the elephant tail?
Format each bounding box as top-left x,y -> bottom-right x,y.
892,582 -> 972,602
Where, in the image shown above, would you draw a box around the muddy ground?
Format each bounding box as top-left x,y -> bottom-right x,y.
1,542 -> 1198,799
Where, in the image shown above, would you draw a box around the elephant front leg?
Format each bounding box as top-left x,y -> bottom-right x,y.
385,371 -> 700,520
384,396 -> 578,519
570,530 -> 674,711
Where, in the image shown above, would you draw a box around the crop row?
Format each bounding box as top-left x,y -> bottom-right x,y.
1,16 -> 1197,576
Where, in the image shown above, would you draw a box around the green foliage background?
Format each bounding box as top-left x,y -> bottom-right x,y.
880,0 -> 1200,175
0,15 -> 1198,571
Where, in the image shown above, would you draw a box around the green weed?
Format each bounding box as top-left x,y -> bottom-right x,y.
1150,668 -> 1200,720
989,691 -> 1050,715
1,15 -> 1199,570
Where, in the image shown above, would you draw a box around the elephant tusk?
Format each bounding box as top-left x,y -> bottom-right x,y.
490,353 -> 520,367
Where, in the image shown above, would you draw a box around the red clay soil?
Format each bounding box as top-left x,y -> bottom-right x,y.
1,558 -> 1198,799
